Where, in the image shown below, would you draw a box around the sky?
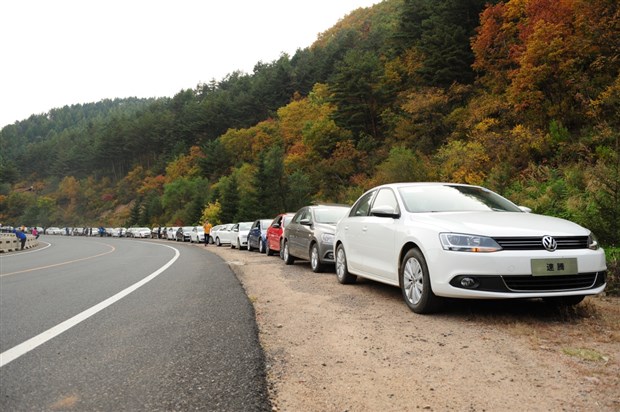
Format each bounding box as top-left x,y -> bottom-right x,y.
1,0 -> 380,129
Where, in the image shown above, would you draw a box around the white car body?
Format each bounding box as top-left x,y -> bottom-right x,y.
334,182 -> 607,313
167,227 -> 180,241
213,224 -> 235,246
232,222 -> 253,249
191,227 -> 205,243
133,227 -> 152,238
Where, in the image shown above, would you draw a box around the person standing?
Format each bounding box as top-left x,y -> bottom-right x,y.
203,220 -> 212,246
32,227 -> 39,239
14,228 -> 27,250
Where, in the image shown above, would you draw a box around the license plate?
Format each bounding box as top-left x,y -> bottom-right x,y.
531,258 -> 578,276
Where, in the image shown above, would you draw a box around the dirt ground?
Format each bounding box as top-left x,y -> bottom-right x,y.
202,244 -> 619,412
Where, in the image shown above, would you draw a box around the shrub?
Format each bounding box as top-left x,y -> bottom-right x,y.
604,247 -> 619,296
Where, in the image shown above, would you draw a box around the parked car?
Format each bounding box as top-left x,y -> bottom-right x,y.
212,224 -> 235,246
191,226 -> 205,243
266,213 -> 295,257
45,227 -> 64,235
207,225 -> 222,244
167,227 -> 179,241
132,227 -> 152,238
282,205 -> 350,272
334,182 -> 607,314
247,219 -> 273,252
231,222 -> 253,249
176,226 -> 194,242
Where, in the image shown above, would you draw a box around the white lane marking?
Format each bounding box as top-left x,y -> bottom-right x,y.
0,243 -> 180,368
0,241 -> 52,258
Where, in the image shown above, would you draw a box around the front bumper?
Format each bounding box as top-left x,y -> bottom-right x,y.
426,247 -> 607,299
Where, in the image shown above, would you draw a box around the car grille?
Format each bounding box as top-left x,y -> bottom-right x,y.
503,273 -> 598,292
493,236 -> 589,250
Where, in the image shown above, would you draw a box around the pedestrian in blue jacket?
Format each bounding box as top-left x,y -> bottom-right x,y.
14,229 -> 27,250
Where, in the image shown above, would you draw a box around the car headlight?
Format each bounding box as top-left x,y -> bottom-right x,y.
588,232 -> 599,250
321,233 -> 335,244
439,233 -> 502,252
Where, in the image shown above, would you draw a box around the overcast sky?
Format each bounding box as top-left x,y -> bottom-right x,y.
1,0 -> 380,129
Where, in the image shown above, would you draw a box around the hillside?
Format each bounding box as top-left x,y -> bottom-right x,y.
0,0 -> 618,249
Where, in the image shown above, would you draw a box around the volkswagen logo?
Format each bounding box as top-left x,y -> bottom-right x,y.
542,235 -> 557,252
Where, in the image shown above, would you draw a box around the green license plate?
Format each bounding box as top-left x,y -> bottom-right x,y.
531,258 -> 578,276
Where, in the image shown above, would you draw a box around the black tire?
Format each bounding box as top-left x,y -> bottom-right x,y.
266,241 -> 273,256
258,239 -> 265,254
400,248 -> 442,314
310,243 -> 324,273
247,240 -> 253,251
335,244 -> 356,284
283,241 -> 295,265
216,237 -> 221,247
543,295 -> 585,307
279,239 -> 285,259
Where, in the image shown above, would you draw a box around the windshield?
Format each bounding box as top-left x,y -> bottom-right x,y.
398,185 -> 522,213
314,207 -> 349,224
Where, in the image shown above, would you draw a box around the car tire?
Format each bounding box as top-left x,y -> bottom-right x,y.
283,241 -> 294,265
266,241 -> 273,256
247,240 -> 254,251
216,237 -> 221,247
543,295 -> 585,307
258,239 -> 265,254
335,244 -> 356,284
310,243 -> 324,273
279,239 -> 284,259
400,248 -> 442,314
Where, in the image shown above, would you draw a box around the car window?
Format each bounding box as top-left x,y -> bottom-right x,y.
398,185 -> 522,213
314,207 -> 349,223
349,191 -> 375,217
372,188 -> 399,213
293,209 -> 307,224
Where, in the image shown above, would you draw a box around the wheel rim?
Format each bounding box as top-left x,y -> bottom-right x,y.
403,257 -> 424,305
311,246 -> 319,269
336,247 -> 346,279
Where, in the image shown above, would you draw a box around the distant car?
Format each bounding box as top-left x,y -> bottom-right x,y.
231,222 -> 253,249
212,224 -> 235,246
247,219 -> 273,252
176,226 -> 194,242
132,227 -> 152,238
167,226 -> 180,241
266,213 -> 295,257
45,227 -> 64,235
334,182 -> 607,314
282,205 -> 350,272
191,226 -> 205,243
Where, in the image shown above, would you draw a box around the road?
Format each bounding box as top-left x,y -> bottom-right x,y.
0,235 -> 270,411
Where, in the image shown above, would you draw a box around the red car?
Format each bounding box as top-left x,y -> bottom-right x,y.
265,213 -> 295,257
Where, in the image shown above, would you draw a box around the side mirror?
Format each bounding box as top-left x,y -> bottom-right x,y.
371,205 -> 400,218
300,218 -> 312,226
518,206 -> 532,213
273,223 -> 281,229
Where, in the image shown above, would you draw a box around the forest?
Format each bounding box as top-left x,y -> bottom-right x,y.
0,0 -> 618,286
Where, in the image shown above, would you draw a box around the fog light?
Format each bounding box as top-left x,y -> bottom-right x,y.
460,277 -> 478,289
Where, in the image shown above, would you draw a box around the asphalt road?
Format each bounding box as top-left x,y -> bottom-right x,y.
0,235 -> 270,411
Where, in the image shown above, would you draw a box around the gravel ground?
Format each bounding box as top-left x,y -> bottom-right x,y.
202,243 -> 619,411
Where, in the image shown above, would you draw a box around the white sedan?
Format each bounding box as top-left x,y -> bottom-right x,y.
334,182 -> 607,314
231,222 -> 253,249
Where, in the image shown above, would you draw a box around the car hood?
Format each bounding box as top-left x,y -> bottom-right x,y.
413,211 -> 591,237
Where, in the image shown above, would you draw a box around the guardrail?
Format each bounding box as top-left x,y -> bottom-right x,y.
0,233 -> 39,253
